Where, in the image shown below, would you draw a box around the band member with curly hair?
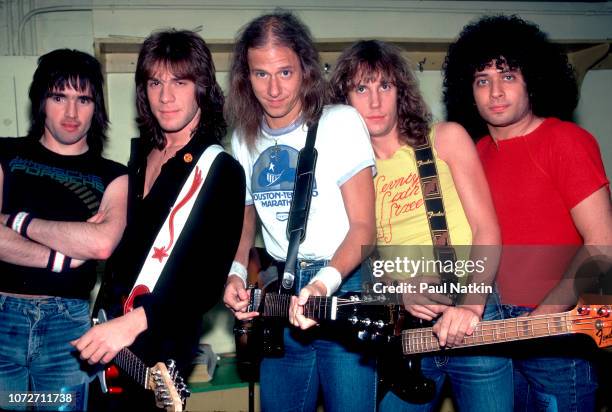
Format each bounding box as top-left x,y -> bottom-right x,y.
443,15 -> 611,411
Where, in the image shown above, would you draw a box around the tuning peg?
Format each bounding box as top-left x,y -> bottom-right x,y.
348,315 -> 358,325
361,318 -> 371,327
183,389 -> 191,398
374,320 -> 385,329
597,306 -> 611,317
166,359 -> 176,373
577,306 -> 590,315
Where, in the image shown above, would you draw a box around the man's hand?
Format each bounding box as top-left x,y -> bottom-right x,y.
401,279 -> 453,321
71,307 -> 147,364
289,280 -> 326,330
406,303 -> 449,321
431,305 -> 482,348
223,275 -> 258,320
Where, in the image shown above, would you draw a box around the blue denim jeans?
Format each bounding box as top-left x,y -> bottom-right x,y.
379,292 -> 514,412
0,295 -> 91,411
260,260 -> 377,412
501,305 -> 598,412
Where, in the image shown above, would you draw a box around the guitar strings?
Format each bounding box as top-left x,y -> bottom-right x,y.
402,318 -> 612,353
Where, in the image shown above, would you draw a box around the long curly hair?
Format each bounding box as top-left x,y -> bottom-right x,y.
28,49 -> 108,155
443,15 -> 578,141
328,40 -> 431,147
225,10 -> 326,149
135,29 -> 226,149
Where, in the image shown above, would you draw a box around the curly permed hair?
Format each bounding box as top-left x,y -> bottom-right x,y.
328,40 -> 431,147
442,15 -> 578,141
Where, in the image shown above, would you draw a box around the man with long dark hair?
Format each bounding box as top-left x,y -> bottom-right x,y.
329,39 -> 510,412
443,15 -> 611,411
72,30 -> 245,410
223,10 -> 378,411
0,49 -> 127,411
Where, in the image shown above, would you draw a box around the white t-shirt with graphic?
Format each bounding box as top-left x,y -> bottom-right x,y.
231,104 -> 376,262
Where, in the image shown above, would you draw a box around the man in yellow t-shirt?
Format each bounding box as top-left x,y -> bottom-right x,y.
329,40 -> 512,412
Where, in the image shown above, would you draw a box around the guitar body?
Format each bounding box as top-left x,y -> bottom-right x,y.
377,307 -> 436,404
234,282 -> 395,383
234,282 -> 287,382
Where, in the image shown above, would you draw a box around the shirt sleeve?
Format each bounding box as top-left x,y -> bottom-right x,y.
545,123 -> 609,209
320,105 -> 376,186
230,131 -> 254,205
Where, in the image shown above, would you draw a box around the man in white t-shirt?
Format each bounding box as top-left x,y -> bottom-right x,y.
223,10 -> 378,412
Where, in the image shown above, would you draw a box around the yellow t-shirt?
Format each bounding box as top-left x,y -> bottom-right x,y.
374,127 -> 472,250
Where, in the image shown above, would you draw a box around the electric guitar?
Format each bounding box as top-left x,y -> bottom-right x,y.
93,309 -> 190,412
400,300 -> 612,355
234,284 -> 393,377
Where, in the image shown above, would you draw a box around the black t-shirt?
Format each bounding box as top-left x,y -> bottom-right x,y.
0,137 -> 127,298
96,137 -> 245,374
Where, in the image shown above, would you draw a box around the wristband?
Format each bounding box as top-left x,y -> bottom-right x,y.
309,266 -> 342,297
7,212 -> 33,238
229,260 -> 248,287
47,249 -> 72,273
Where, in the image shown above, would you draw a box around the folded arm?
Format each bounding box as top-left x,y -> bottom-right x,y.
19,175 -> 128,260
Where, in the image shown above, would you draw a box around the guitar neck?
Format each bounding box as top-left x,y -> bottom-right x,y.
262,293 -> 335,320
402,311 -> 575,355
112,347 -> 150,388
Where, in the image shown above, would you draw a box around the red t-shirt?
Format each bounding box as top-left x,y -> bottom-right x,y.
477,118 -> 609,305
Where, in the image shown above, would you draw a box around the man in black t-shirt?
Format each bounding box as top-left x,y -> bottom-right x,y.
0,49 -> 127,411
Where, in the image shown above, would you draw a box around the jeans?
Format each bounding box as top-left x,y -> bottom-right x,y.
379,292 -> 513,412
260,260 -> 377,412
0,295 -> 91,411
501,305 -> 598,412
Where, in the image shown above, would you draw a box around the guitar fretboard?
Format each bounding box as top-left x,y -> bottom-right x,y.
262,294 -> 334,320
402,313 -> 573,354
113,348 -> 149,388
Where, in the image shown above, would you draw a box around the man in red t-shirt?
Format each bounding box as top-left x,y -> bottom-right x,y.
443,15 -> 611,412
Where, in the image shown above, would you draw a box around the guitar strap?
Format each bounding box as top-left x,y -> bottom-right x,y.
413,131 -> 459,304
123,144 -> 225,314
280,120 -> 319,291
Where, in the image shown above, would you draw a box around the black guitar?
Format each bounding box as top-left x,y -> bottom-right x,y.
234,283 -> 393,379
93,309 -> 190,412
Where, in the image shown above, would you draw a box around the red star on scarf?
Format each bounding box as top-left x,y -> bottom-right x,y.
152,246 -> 169,262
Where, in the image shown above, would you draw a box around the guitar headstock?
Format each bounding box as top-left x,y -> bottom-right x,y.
568,298 -> 612,349
147,360 -> 190,412
333,294 -> 398,343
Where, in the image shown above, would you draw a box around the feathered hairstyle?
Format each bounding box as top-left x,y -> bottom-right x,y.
225,9 -> 326,149
443,15 -> 578,141
28,49 -> 108,155
328,40 -> 431,147
135,29 -> 226,149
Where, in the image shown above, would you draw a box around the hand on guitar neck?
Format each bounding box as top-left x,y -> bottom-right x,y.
71,306 -> 148,364
224,275 -> 260,321
289,280 -> 328,330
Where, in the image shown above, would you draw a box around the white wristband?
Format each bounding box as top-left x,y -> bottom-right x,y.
229,261 -> 247,288
308,266 -> 342,297
51,251 -> 66,273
